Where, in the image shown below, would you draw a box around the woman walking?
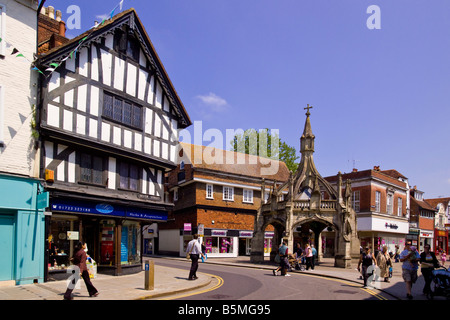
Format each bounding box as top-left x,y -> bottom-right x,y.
63,241 -> 99,300
376,246 -> 392,283
357,247 -> 377,288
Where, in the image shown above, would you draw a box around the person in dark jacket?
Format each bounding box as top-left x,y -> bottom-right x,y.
420,244 -> 440,297
63,241 -> 99,300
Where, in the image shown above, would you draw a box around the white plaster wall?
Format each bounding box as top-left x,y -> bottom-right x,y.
0,0 -> 38,177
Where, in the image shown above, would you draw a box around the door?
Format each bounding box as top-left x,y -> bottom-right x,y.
0,215 -> 15,281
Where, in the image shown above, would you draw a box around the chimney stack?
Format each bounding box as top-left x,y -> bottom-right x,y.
38,6 -> 68,54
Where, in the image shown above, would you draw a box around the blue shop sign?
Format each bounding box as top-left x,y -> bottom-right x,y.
50,199 -> 168,221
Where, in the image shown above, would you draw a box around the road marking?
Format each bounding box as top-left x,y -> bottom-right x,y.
160,272 -> 224,300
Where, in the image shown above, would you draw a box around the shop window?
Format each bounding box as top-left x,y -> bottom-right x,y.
204,237 -> 234,254
100,219 -> 115,266
121,221 -> 141,265
48,215 -> 80,272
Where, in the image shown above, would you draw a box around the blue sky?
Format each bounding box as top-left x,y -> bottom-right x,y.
44,0 -> 450,198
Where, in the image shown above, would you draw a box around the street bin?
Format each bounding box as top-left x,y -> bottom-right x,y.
144,260 -> 154,290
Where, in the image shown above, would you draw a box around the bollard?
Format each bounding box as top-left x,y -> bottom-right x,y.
144,260 -> 154,290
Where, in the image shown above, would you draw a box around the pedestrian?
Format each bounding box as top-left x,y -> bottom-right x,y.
311,245 -> 317,268
357,247 -> 377,288
63,241 -> 99,300
399,241 -> 420,300
273,241 -> 290,276
440,251 -> 447,267
186,234 -> 205,280
419,244 -> 440,298
394,245 -> 400,263
294,243 -> 303,259
376,245 -> 392,283
304,243 -> 314,270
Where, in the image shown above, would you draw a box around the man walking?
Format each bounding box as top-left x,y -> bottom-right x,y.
186,234 -> 205,280
399,241 -> 420,299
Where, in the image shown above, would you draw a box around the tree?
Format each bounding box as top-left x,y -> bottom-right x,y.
230,128 -> 299,172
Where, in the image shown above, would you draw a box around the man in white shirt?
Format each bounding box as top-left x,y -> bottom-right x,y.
186,234 -> 205,280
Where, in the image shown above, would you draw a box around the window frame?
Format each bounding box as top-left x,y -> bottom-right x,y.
352,190 -> 360,213
243,189 -> 253,204
77,152 -> 106,186
397,197 -> 403,216
118,160 -> 140,192
206,184 -> 214,199
102,91 -> 143,130
375,191 -> 381,212
223,186 -> 234,201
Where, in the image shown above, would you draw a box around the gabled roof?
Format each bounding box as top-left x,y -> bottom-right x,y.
180,142 -> 290,182
425,197 -> 450,210
38,8 -> 191,127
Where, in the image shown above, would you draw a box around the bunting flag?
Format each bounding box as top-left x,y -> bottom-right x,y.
1,0 -> 125,78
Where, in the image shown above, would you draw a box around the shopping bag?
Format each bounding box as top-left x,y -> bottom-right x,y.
86,257 -> 97,279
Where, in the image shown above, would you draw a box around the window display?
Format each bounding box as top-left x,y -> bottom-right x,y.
48,215 -> 79,271
204,237 -> 233,254
100,219 -> 115,266
121,221 -> 141,264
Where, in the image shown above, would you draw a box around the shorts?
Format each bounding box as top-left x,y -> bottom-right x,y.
402,268 -> 418,283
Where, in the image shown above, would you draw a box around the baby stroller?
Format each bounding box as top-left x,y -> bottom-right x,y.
288,254 -> 306,272
429,266 -> 450,300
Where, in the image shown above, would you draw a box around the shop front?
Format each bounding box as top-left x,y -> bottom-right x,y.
45,197 -> 167,280
434,229 -> 448,254
419,230 -> 434,251
358,215 -> 409,256
180,228 -> 274,258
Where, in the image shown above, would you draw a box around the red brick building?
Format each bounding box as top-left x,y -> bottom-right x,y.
160,143 -> 290,257
324,167 -> 410,255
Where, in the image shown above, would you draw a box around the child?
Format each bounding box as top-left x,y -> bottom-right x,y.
441,251 -> 447,267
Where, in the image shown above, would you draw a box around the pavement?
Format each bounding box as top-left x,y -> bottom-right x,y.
0,256 -> 446,301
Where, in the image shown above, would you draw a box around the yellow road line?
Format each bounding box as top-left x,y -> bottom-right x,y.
161,272 -> 224,300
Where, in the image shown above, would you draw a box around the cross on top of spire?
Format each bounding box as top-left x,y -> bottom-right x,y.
304,104 -> 313,116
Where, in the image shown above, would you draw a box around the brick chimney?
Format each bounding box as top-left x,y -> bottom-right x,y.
38,6 -> 69,54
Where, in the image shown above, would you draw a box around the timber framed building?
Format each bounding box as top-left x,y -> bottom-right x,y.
37,8 -> 191,278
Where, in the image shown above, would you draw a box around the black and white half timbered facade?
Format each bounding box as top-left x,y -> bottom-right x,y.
37,9 -> 191,277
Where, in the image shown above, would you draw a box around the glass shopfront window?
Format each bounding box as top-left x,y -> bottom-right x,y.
48,215 -> 79,271
100,219 -> 115,266
204,237 -> 234,254
121,221 -> 141,265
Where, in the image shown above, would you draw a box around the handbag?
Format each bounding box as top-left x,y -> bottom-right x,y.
186,241 -> 195,260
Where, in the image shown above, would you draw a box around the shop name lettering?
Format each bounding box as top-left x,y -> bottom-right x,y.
385,223 -> 398,229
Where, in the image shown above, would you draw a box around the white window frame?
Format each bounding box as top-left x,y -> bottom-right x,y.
223,186 -> 234,201
352,191 -> 360,213
243,189 -> 253,203
397,197 -> 402,216
206,184 -> 213,199
0,4 -> 5,56
375,191 -> 381,212
387,193 -> 393,215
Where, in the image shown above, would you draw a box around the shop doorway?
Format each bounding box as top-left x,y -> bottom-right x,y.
239,238 -> 251,256
0,215 -> 14,281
